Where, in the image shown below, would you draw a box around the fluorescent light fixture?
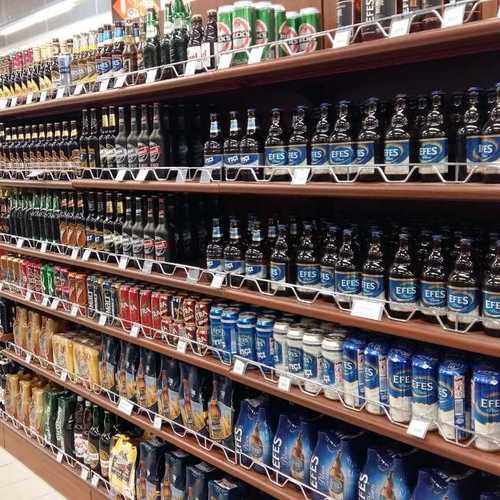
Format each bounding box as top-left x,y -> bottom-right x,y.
0,0 -> 79,36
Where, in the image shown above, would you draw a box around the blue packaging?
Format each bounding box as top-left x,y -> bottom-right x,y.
237,312 -> 257,362
209,305 -> 225,353
388,343 -> 413,423
208,477 -> 246,499
255,316 -> 275,369
364,340 -> 389,415
221,308 -> 240,363
343,335 -> 367,408
272,414 -> 315,484
411,352 -> 439,430
411,467 -> 477,500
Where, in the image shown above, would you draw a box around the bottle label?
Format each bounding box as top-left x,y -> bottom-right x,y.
418,138 -> 448,174
303,351 -> 321,380
466,135 -> 482,174
288,346 -> 303,374
389,278 -> 418,303
224,259 -> 244,274
297,263 -> 320,286
127,145 -> 138,166
355,140 -> 375,175
122,234 -> 132,255
384,139 -> 410,175
154,239 -> 168,259
208,259 -> 224,272
246,263 -> 266,278
138,143 -> 149,165
204,154 -> 223,168
112,56 -> 124,73
311,145 -> 329,166
361,273 -> 385,299
265,146 -> 288,166
187,46 -> 202,70
420,280 -> 447,310
149,143 -> 160,166
320,265 -> 335,289
270,262 -> 287,290
132,235 -> 144,256
288,144 -> 308,166
483,290 -> 500,318
480,135 -> 500,176
232,16 -> 252,51
329,142 -> 356,175
224,153 -> 240,168
240,153 -> 263,166
101,58 -> 112,75
115,144 -> 127,167
447,285 -> 479,314
144,238 -> 155,257
335,271 -> 361,295
87,147 -> 96,169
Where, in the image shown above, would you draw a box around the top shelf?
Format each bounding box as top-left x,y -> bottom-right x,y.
2,19 -> 500,120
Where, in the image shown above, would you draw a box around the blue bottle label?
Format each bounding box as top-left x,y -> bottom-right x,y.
288,346 -> 303,374
274,341 -> 283,366
288,144 -> 308,166
420,280 -> 447,309
384,139 -> 410,176
311,145 -> 329,166
480,134 -> 500,163
355,140 -> 375,165
112,58 -> 123,73
483,290 -> 500,318
320,265 -> 335,289
246,263 -> 266,279
238,330 -> 256,360
418,138 -> 448,174
389,278 -> 418,303
224,153 -> 240,167
270,262 -> 287,282
256,335 -> 273,366
303,352 -> 320,379
329,142 -> 356,175
204,154 -> 223,168
224,259 -> 244,274
334,271 -> 361,295
466,136 -> 482,172
447,285 -> 479,314
240,152 -> 263,166
297,263 -> 320,286
265,146 -> 288,166
361,274 -> 385,299
207,259 -> 224,272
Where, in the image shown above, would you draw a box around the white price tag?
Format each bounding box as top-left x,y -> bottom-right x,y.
114,74 -> 127,88
442,3 -> 466,27
0,99 -> 8,109
82,249 -> 91,261
25,353 -> 32,364
187,268 -> 200,283
278,375 -> 292,392
136,168 -> 149,182
248,46 -> 264,65
184,60 -> 198,76
200,169 -> 212,183
60,370 -> 68,382
70,247 -> 79,260
146,68 -> 157,84
291,167 -> 310,185
91,474 -> 100,488
71,304 -> 79,317
115,168 -> 127,181
99,79 -> 110,92
10,96 -> 17,108
56,451 -> 64,463
130,323 -> 140,337
40,241 -> 48,253
119,256 -> 129,270
16,238 -> 25,248
407,418 -> 430,439
50,298 -> 60,310
153,415 -> 163,429
218,52 -> 233,70
350,298 -> 384,321
39,90 -> 48,102
177,339 -> 188,353
99,314 -> 107,326
143,260 -> 153,274
233,358 -> 247,376
118,397 -> 134,416
80,467 -> 89,481
55,87 -> 65,99
210,273 -> 225,288
333,28 -> 352,48
25,290 -> 32,301
73,83 -> 84,96
42,295 -> 50,307
176,168 -> 188,182
26,93 -> 33,104
390,16 -> 411,37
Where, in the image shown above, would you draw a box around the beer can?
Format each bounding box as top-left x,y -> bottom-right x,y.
119,283 -> 131,330
256,315 -> 275,368
285,11 -> 301,54
472,367 -> 500,451
438,358 -> 469,441
186,462 -> 218,499
217,5 -> 234,55
140,288 -> 152,335
58,266 -> 70,304
322,333 -> 345,400
342,334 -> 367,408
273,4 -> 287,58
159,290 -> 172,322
232,1 -> 255,65
209,305 -> 225,354
68,272 -> 77,305
364,340 -> 389,415
196,326 -> 209,351
167,450 -> 193,498
86,275 -> 96,319
255,1 -> 275,60
194,299 -> 210,327
208,478 -> 246,499
128,286 -> 140,326
185,323 -> 196,342
298,7 -> 321,53
388,342 -> 413,423
95,276 -> 105,316
237,312 -> 257,362
182,297 -> 196,324
74,273 -> 87,314
411,352 -> 439,430
172,319 -> 185,344
103,279 -> 115,324
151,290 -> 161,332
221,307 -> 239,363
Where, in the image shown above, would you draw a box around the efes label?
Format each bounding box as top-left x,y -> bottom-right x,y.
447,286 -> 479,314
412,375 -> 438,403
389,367 -> 412,397
466,136 -> 482,163
361,274 -> 385,299
479,135 -> 500,163
389,278 -> 418,303
297,263 -> 320,286
304,351 -> 320,379
204,154 -> 223,168
311,145 -> 329,165
270,262 -> 287,282
483,290 -> 500,318
418,138 -> 448,163
207,259 -> 224,272
335,271 -> 361,295
224,153 -> 240,167
288,145 -> 308,166
240,153 -> 263,166
420,281 -> 447,308
329,143 -> 356,165
320,266 -> 335,289
288,346 -> 303,373
355,141 -> 375,164
246,263 -> 266,278
384,139 -> 410,164
265,146 -> 288,166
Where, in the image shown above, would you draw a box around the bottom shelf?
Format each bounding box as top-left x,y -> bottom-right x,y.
0,418 -> 107,500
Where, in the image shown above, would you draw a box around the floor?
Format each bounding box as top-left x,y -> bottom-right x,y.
0,447 -> 67,500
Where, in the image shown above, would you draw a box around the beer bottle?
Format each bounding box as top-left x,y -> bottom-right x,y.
418,91 -> 449,182
224,217 -> 245,286
94,192 -> 105,252
201,9 -> 217,71
483,240 -> 500,337
335,229 -> 361,308
85,192 -> 96,250
87,108 -> 100,178
111,22 -> 125,75
361,230 -> 386,301
389,232 -> 418,319
356,97 -> 383,182
170,0 -> 189,75
122,196 -> 134,257
204,113 -> 223,173
270,224 -> 292,296
106,106 -> 117,174
149,103 -> 166,179
329,100 -> 356,181
65,192 -> 75,245
361,0 -> 397,41
384,94 -> 414,181
52,122 -> 62,168
143,196 -> 156,261
75,192 -> 87,248
245,220 -> 268,290
113,192 -> 125,255
420,234 -> 447,323
79,109 -> 89,176
99,108 -> 109,175
87,404 -> 101,474
447,238 -> 480,329
448,91 -> 464,181
415,228 -> 432,276
82,400 -> 92,467
207,217 -> 224,273
98,410 -> 112,479
288,105 -> 309,167
154,196 -> 170,262
240,108 -> 264,180
421,0 -> 440,30
174,105 -> 189,167
115,106 -> 128,175
68,120 -> 80,173
223,111 -> 242,180
122,22 -> 138,75
73,396 -> 85,462
264,108 -> 288,180
132,196 -> 145,260
267,216 -> 278,251
30,125 -> 38,166
296,224 -> 320,298
22,126 -> 31,167
137,104 -> 150,175
161,105 -> 174,168
103,192 -> 115,254
188,15 -> 203,73
481,82 -> 500,183
144,7 -> 160,68
101,25 -> 113,79
413,95 -> 429,137
127,105 -> 139,177
484,231 -> 499,272
320,225 -> 338,292
311,102 -> 332,180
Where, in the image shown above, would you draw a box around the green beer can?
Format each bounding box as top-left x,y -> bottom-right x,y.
285,11 -> 301,54
298,7 -> 321,53
217,5 -> 234,56
273,4 -> 287,58
232,0 -> 255,64
41,263 -> 55,297
254,2 -> 275,60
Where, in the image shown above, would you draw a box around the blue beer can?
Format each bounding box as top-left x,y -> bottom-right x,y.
342,334 -> 367,408
255,316 -> 275,369
364,339 -> 389,415
411,352 -> 439,430
209,305 -> 225,351
221,308 -> 240,363
237,312 -> 257,362
387,342 -> 413,423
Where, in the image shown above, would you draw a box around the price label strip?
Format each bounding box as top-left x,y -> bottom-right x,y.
389,16 -> 411,38
10,96 -> 17,108
60,370 -> 68,382
56,451 -> 64,463
218,52 -> 233,70
42,295 -> 50,307
442,3 -> 466,28
176,168 -> 188,183
233,358 -> 247,375
116,168 -> 127,181
333,27 -> 352,49
114,74 -> 127,88
71,304 -> 79,317
40,241 -> 48,253
291,167 -> 310,185
248,46 -> 264,65
146,68 -> 158,84
26,93 -> 33,104
99,313 -> 107,326
278,375 -> 292,392
118,397 -> 134,416
210,273 -> 225,288
130,323 -> 140,337
136,168 -> 149,182
80,467 -> 89,481
70,247 -> 79,260
91,474 -> 100,488
82,249 -> 91,261
407,418 -> 430,439
25,290 -> 32,301
153,415 -> 163,429
39,90 -> 48,102
55,87 -> 65,99
16,238 -> 25,248
177,339 -> 188,353
99,79 -> 110,92
350,298 -> 384,321
143,260 -> 153,274
119,256 -> 129,270
50,298 -> 60,311
184,60 -> 198,76
73,84 -> 84,96
187,268 -> 200,283
25,353 -> 32,364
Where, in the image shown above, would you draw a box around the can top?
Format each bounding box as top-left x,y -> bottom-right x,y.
237,313 -> 257,326
322,334 -> 345,351
365,340 -> 389,355
299,7 -> 321,14
272,4 -> 286,11
221,308 -> 239,322
255,1 -> 273,7
209,305 -> 224,318
218,5 -> 234,13
439,358 -> 468,374
303,331 -> 324,346
286,11 -> 300,19
233,0 -> 253,7
412,352 -> 439,367
287,325 -> 305,340
472,367 -> 500,383
299,317 -> 320,327
256,316 -> 275,329
273,320 -> 290,335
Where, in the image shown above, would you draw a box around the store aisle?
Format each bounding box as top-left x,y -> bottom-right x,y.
0,447 -> 67,500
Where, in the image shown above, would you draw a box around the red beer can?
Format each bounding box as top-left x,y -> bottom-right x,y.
119,283 -> 131,330
182,298 -> 196,324
196,326 -> 209,351
140,288 -> 152,336
194,300 -> 211,327
185,323 -> 196,341
151,290 -> 161,334
128,285 -> 141,326
159,291 -> 171,322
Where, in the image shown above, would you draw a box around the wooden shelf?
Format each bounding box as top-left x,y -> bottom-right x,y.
0,179 -> 73,190
0,419 -> 107,500
2,241 -> 499,358
1,19 -> 500,120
